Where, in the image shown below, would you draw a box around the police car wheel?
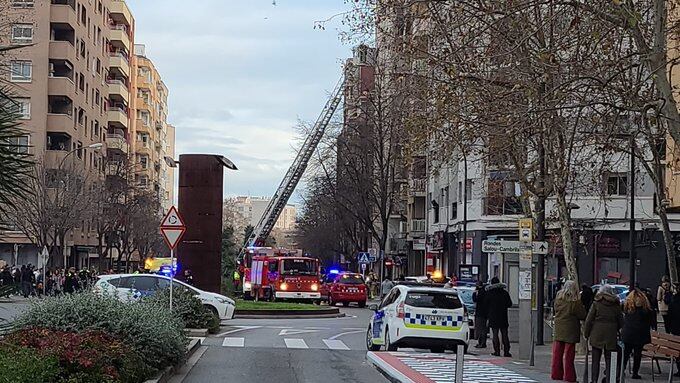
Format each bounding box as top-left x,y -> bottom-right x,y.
366,327 -> 380,351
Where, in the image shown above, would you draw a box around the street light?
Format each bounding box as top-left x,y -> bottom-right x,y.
57,142 -> 103,169
163,156 -> 178,168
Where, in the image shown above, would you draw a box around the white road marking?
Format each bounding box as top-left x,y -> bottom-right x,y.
328,330 -> 365,340
278,329 -> 320,336
303,327 -> 330,330
222,337 -> 245,347
341,328 -> 364,330
214,326 -> 261,338
323,339 -> 350,350
284,338 -> 309,349
267,326 -> 294,329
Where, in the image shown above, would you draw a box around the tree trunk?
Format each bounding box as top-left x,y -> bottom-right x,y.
658,204 -> 679,285
555,194 -> 579,285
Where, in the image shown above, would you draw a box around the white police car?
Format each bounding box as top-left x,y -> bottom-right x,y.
366,285 -> 469,353
94,274 -> 235,320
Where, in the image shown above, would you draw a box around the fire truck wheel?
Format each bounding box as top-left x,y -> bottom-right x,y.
244,291 -> 254,301
358,301 -> 367,308
342,302 -> 349,307
313,299 -> 321,305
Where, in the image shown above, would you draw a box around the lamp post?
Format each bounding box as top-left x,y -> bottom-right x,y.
57,142 -> 103,169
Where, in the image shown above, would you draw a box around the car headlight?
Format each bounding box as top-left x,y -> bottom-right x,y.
280,283 -> 288,291
311,283 -> 318,291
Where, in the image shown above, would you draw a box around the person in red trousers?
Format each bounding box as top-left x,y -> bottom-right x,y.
551,280 -> 587,382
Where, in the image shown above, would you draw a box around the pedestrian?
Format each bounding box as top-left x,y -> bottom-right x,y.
232,269 -> 240,291
484,277 -> 513,357
64,267 -> 79,294
643,287 -> 658,331
472,280 -> 489,349
381,277 -> 394,300
184,269 -> 194,285
584,284 -> 624,383
621,288 -> 655,380
580,283 -> 594,313
20,265 -> 32,298
551,280 -> 587,382
657,276 -> 674,333
667,284 -> 680,378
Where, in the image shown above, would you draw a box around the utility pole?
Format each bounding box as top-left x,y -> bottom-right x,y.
535,140 -> 546,345
629,134 -> 636,290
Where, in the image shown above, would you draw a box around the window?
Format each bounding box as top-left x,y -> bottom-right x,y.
140,155 -> 149,169
8,135 -> 29,154
10,61 -> 32,82
11,24 -> 33,43
459,179 -> 472,202
11,0 -> 34,8
607,174 -> 628,196
8,98 -> 30,119
76,141 -> 83,159
404,292 -> 463,310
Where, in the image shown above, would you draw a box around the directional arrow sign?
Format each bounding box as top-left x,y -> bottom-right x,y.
278,329 -> 319,336
160,206 -> 185,228
161,227 -> 186,250
481,240 -> 549,255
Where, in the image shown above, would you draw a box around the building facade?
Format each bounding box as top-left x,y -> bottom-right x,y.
231,196 -> 297,232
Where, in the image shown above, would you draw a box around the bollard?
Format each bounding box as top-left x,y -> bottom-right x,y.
610,351 -> 618,383
455,344 -> 464,383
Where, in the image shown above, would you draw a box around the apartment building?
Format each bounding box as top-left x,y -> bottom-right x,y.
0,0 -> 136,268
131,43 -> 173,209
231,196 -> 297,232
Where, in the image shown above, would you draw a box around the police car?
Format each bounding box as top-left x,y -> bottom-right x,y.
366,285 -> 470,353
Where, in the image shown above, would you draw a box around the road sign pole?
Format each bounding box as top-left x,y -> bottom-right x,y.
169,248 -> 174,311
519,218 -> 533,361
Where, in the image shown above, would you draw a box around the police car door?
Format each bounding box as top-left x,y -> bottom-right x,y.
372,288 -> 399,343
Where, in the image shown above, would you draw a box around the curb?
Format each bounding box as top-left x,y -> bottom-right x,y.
366,352 -> 415,383
144,338 -> 201,383
234,307 -> 341,317
236,312 -> 346,319
184,328 -> 208,337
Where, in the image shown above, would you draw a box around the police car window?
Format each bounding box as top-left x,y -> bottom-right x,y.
115,276 -> 134,288
405,292 -> 462,309
379,289 -> 396,309
130,276 -> 158,291
156,278 -> 170,290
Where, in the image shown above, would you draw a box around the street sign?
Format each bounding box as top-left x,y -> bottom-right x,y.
160,206 -> 186,250
160,206 -> 185,228
358,252 -> 370,264
481,240 -> 548,254
361,263 -> 367,272
161,227 -> 186,250
519,218 -> 533,243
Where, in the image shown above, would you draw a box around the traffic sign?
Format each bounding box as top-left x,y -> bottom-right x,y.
519,218 -> 533,243
482,240 -> 548,254
358,252 -> 370,264
160,206 -> 185,228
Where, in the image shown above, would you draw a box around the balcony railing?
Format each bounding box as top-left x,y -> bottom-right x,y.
409,178 -> 426,193
106,78 -> 127,87
109,51 -> 129,63
483,196 -> 523,216
410,219 -> 426,232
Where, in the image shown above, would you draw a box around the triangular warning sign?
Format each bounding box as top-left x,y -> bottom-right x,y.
161,227 -> 186,250
161,206 -> 185,228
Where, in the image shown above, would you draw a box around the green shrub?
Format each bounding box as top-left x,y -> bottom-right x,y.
143,287 -> 217,330
0,345 -> 60,383
3,328 -> 151,383
15,292 -> 187,372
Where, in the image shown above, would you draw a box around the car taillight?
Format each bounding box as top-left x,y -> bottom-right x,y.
397,303 -> 405,319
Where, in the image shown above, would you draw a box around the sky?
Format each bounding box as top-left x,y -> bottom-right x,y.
126,0 -> 353,202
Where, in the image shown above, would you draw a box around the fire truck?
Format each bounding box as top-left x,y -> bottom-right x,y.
239,247 -> 321,302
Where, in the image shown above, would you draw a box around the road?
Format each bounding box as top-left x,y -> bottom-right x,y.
179,305 -> 388,383
0,299 -> 28,324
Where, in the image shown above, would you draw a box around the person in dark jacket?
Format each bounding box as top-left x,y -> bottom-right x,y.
621,289 -> 655,379
668,286 -> 680,378
581,283 -> 594,313
20,265 -> 32,298
63,267 -> 79,294
584,284 -> 624,383
551,280 -> 586,382
484,277 -> 513,357
472,280 -> 489,348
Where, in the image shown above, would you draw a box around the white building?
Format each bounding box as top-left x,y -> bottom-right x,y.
231,196 -> 297,231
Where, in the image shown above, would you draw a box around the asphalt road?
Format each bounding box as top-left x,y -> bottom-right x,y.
180,305 -> 388,383
0,299 -> 29,323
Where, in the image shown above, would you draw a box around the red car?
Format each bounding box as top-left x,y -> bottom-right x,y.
321,272 -> 367,308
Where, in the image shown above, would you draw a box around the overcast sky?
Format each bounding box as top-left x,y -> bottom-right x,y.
127,0 -> 352,202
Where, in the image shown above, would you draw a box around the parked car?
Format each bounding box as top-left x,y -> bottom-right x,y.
320,272 -> 367,307
591,284 -> 630,303
94,274 -> 236,320
366,285 -> 470,353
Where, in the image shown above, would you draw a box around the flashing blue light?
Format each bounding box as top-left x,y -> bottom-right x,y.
329,269 -> 340,274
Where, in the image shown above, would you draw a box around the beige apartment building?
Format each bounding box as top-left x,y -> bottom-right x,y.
231,196 -> 297,231
0,0 -> 175,268
131,43 -> 174,211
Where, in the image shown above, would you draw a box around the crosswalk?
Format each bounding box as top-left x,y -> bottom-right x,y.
219,336 -> 354,351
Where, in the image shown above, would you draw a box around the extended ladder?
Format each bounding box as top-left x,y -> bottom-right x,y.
241,76 -> 345,252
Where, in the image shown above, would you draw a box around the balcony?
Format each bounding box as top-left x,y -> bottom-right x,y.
109,52 -> 130,78
109,0 -> 133,26
105,132 -> 128,154
48,76 -> 75,99
408,178 -> 426,196
50,4 -> 77,26
409,219 -> 426,233
136,140 -> 152,156
46,132 -> 72,152
107,106 -> 128,128
136,118 -> 151,133
482,196 -> 523,216
107,79 -> 129,103
109,25 -> 131,51
48,41 -> 75,65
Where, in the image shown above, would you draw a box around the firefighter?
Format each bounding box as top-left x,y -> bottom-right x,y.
233,269 -> 241,292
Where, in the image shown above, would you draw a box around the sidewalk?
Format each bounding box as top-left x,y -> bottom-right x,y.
368,342 -> 678,383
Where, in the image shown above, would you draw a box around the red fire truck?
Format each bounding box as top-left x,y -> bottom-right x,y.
239,247 -> 321,302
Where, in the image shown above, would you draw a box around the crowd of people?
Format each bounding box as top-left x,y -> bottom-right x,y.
0,264 -> 108,298
548,276 -> 680,382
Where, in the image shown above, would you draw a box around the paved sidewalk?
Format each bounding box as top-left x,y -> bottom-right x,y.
368,343 -> 679,383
